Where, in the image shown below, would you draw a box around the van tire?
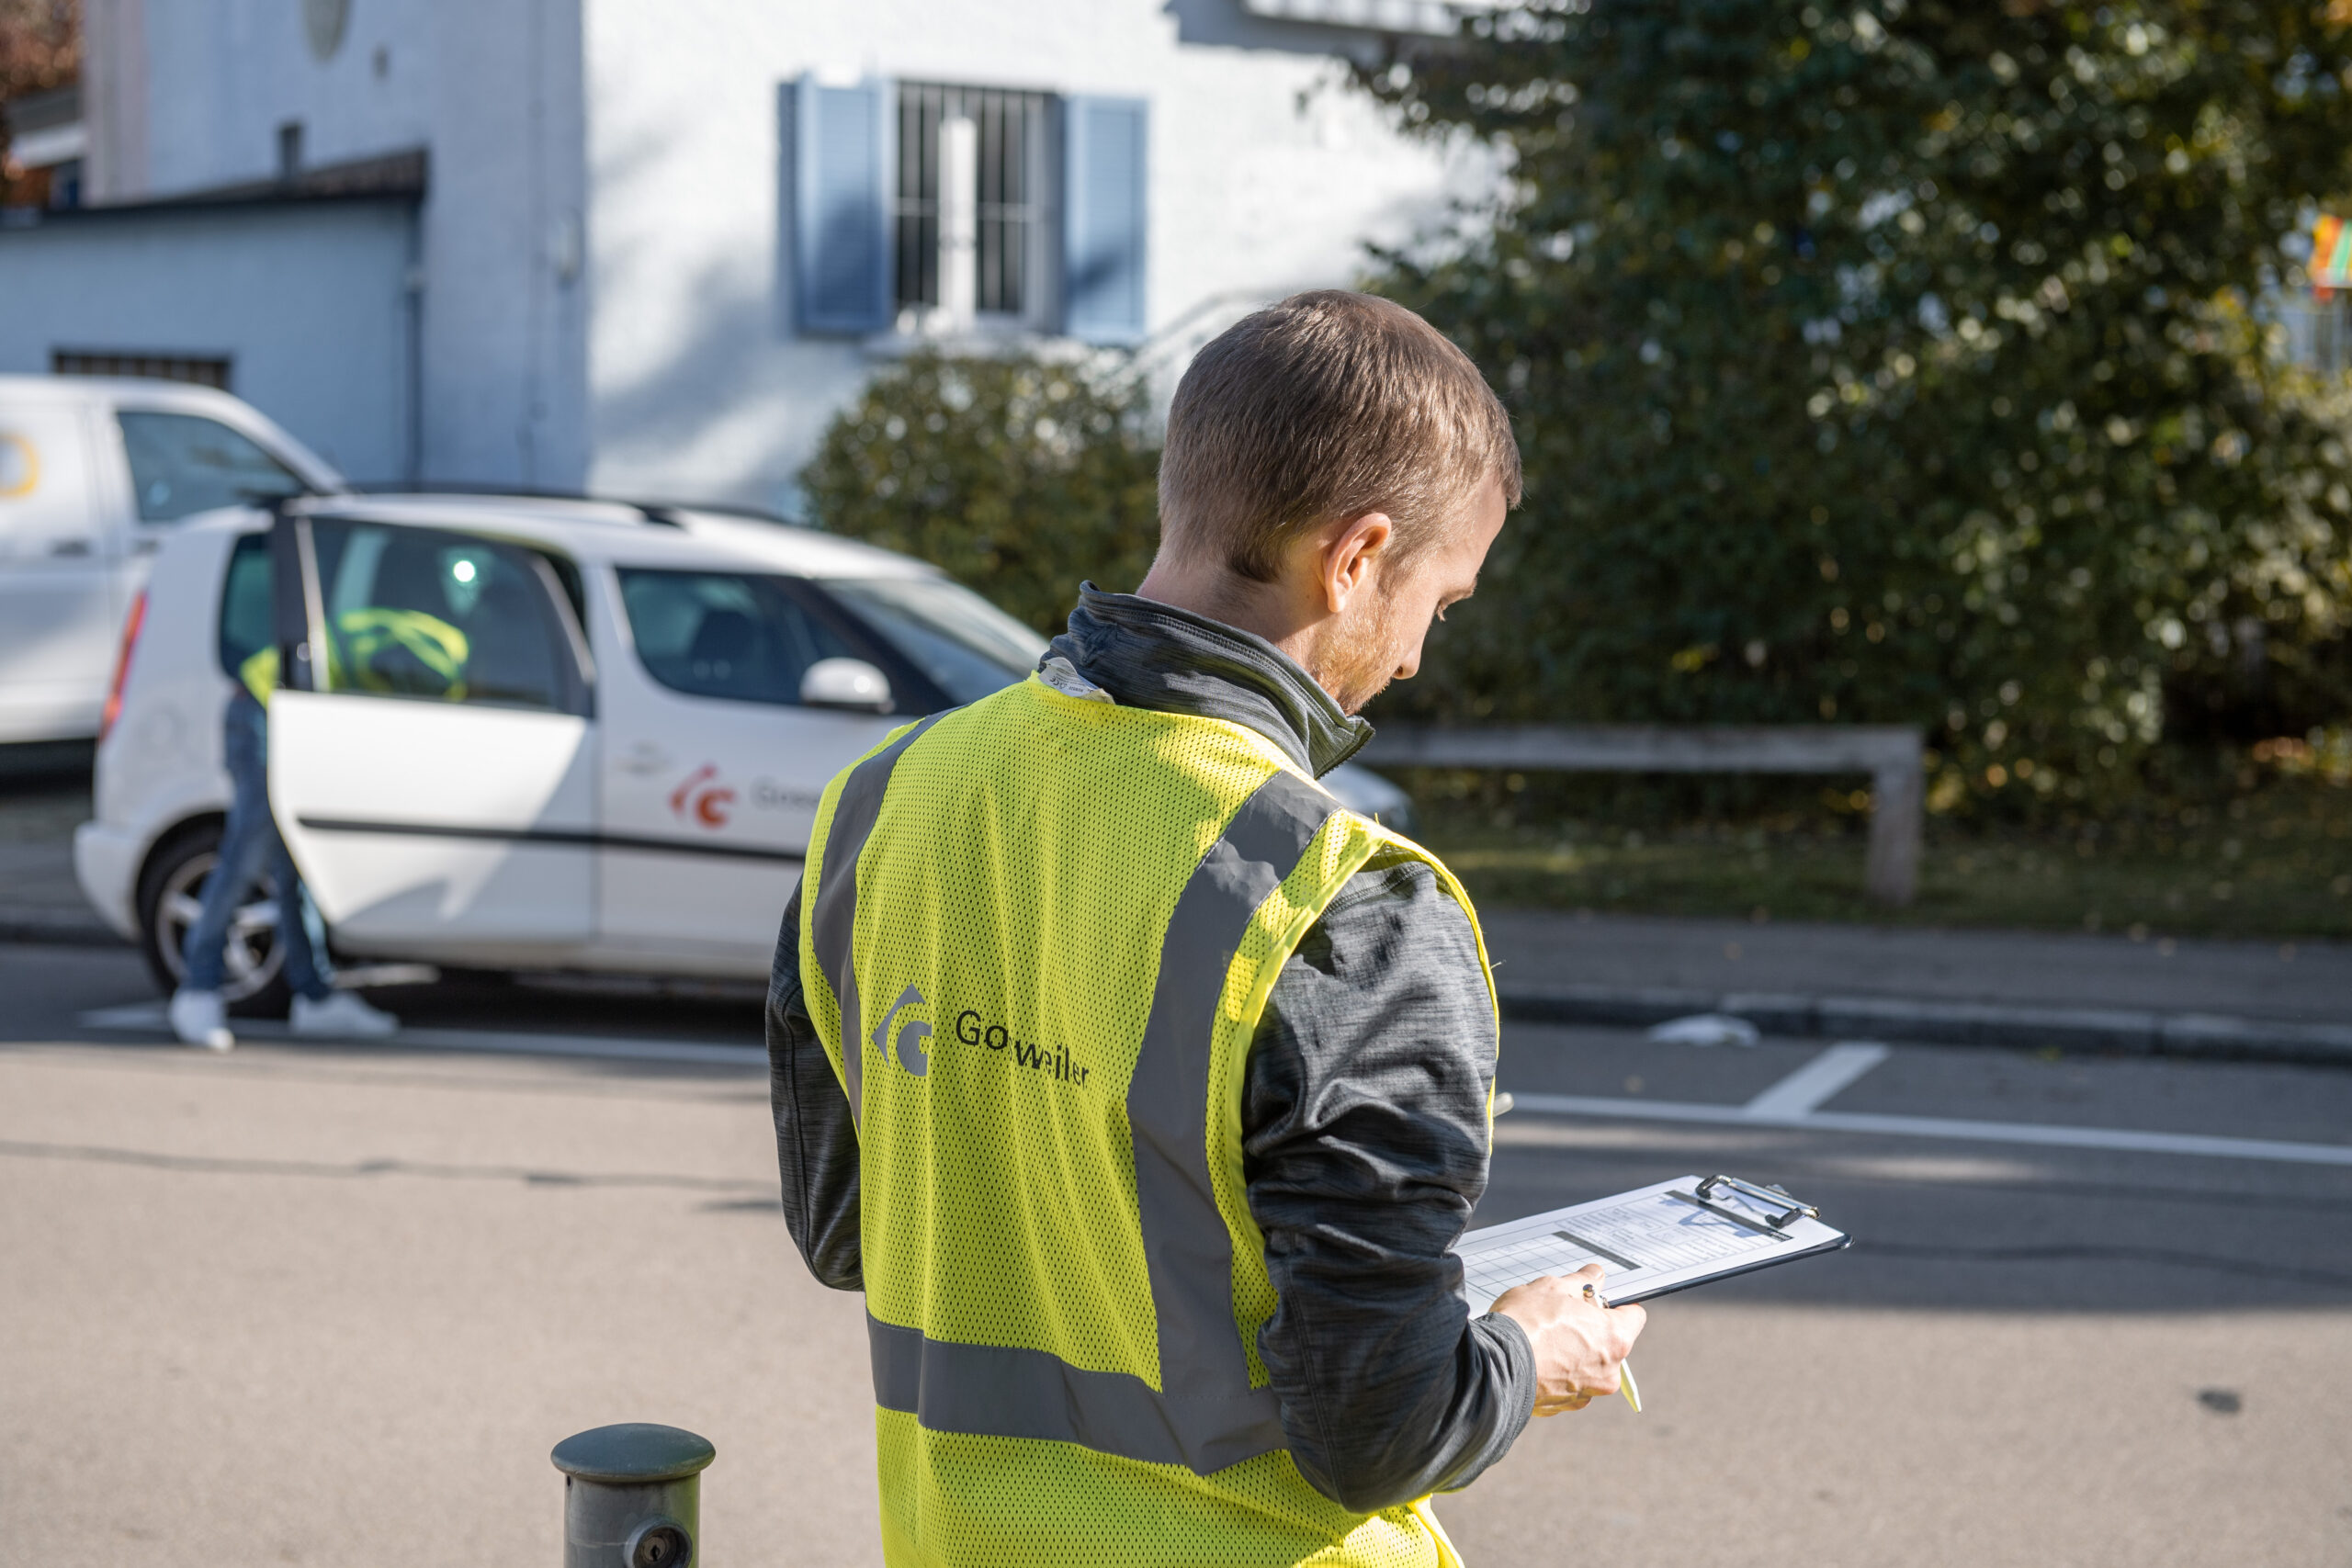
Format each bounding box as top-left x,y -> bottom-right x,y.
136,821 -> 295,1019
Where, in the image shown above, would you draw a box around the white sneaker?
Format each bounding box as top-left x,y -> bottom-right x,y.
168,988 -> 234,1052
290,990 -> 400,1040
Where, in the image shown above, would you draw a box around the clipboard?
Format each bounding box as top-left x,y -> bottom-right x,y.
1455,1173 -> 1849,1314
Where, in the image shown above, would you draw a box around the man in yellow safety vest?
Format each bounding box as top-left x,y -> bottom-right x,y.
768,290 -> 1646,1565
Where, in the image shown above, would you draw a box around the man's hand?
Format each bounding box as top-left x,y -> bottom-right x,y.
1490,1263 -> 1646,1416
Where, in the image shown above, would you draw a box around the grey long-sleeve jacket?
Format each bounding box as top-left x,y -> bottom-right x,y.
767,584 -> 1534,1511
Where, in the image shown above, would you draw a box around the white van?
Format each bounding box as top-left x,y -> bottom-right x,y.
75,494 -> 1413,1010
0,376 -> 342,745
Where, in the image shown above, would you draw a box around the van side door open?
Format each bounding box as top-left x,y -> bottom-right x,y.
267,513 -> 599,964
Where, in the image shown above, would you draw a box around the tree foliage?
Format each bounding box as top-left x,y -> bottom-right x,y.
0,0 -> 77,122
0,0 -> 75,99
1358,0 -> 2352,809
799,350 -> 1161,636
0,0 -> 78,203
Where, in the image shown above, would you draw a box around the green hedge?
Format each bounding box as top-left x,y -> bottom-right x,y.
797,350 -> 1160,637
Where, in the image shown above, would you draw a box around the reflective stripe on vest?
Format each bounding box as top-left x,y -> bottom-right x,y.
808,710 -> 948,1126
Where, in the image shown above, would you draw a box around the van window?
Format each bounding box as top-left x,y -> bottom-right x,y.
217,533 -> 273,679
308,521 -> 582,713
118,412 -> 304,523
617,569 -> 857,706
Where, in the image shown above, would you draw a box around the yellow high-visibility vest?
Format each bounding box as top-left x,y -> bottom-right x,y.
799,673 -> 1497,1567
240,608 -> 470,706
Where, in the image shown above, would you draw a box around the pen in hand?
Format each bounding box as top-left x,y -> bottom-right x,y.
1490,1263 -> 1647,1418
1584,1280 -> 1642,1414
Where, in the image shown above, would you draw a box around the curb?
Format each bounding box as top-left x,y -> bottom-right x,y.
1498,983 -> 2352,1068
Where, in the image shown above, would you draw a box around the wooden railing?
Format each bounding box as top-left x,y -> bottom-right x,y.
1356,725 -> 1926,907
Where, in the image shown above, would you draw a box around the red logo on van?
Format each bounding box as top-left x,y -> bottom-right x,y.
670,763 -> 736,829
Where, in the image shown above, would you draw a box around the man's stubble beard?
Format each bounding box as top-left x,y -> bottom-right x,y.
1317,582 -> 1404,716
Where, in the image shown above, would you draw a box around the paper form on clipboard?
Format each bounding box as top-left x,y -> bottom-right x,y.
1456,1173 -> 1849,1314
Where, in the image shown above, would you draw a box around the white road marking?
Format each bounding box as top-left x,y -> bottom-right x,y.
74,1004 -> 765,1068
1507,1090 -> 2352,1168
1741,1042 -> 1890,1119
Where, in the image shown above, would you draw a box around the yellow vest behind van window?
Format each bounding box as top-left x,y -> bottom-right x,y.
240,607 -> 469,705
798,673 -> 1496,1568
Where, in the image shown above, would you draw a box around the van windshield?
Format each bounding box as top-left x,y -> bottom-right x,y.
822,576 -> 1046,706
117,412 -> 305,523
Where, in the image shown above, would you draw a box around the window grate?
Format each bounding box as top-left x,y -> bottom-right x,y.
895,82 -> 1051,318
53,350 -> 233,391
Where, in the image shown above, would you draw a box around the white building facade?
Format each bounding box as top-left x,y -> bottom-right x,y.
34,0 -> 1490,506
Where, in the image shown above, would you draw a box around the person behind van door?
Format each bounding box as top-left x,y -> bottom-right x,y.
767,291 -> 1645,1566
163,615 -> 440,1050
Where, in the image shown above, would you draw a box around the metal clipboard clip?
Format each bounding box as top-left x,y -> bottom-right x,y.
1688,1174 -> 1822,1235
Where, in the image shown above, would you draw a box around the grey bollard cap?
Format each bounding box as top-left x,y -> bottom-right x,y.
552,1424 -> 717,1485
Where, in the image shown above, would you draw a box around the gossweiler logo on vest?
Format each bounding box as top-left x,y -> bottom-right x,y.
870,983 -> 1091,1088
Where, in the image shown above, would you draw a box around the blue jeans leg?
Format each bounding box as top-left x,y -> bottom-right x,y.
265,824 -> 331,1002
179,695 -> 331,1000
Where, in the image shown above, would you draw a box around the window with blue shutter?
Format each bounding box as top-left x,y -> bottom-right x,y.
791,76 -> 895,335
1061,96 -> 1149,345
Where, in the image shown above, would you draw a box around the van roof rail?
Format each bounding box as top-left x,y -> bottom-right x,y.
342,483 -> 804,530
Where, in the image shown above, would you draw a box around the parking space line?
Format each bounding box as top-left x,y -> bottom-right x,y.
1507,1090 -> 2352,1168
1741,1042 -> 1890,1119
74,1005 -> 766,1068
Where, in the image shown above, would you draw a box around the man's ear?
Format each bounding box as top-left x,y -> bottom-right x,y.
1321,512 -> 1394,613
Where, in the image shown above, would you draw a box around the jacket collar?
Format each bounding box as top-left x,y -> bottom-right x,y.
1040,583 -> 1373,778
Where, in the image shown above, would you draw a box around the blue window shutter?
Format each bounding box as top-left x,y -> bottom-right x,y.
793,76 -> 894,335
1062,96 -> 1148,345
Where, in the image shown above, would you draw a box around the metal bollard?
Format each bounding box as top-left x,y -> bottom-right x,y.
551,1423 -> 716,1568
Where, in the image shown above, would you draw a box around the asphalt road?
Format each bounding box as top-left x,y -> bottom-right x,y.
4,942 -> 2349,1566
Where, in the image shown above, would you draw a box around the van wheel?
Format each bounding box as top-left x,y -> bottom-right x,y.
136,823 -> 294,1019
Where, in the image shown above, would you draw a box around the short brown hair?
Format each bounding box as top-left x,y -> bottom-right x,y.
1156,290 -> 1521,581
